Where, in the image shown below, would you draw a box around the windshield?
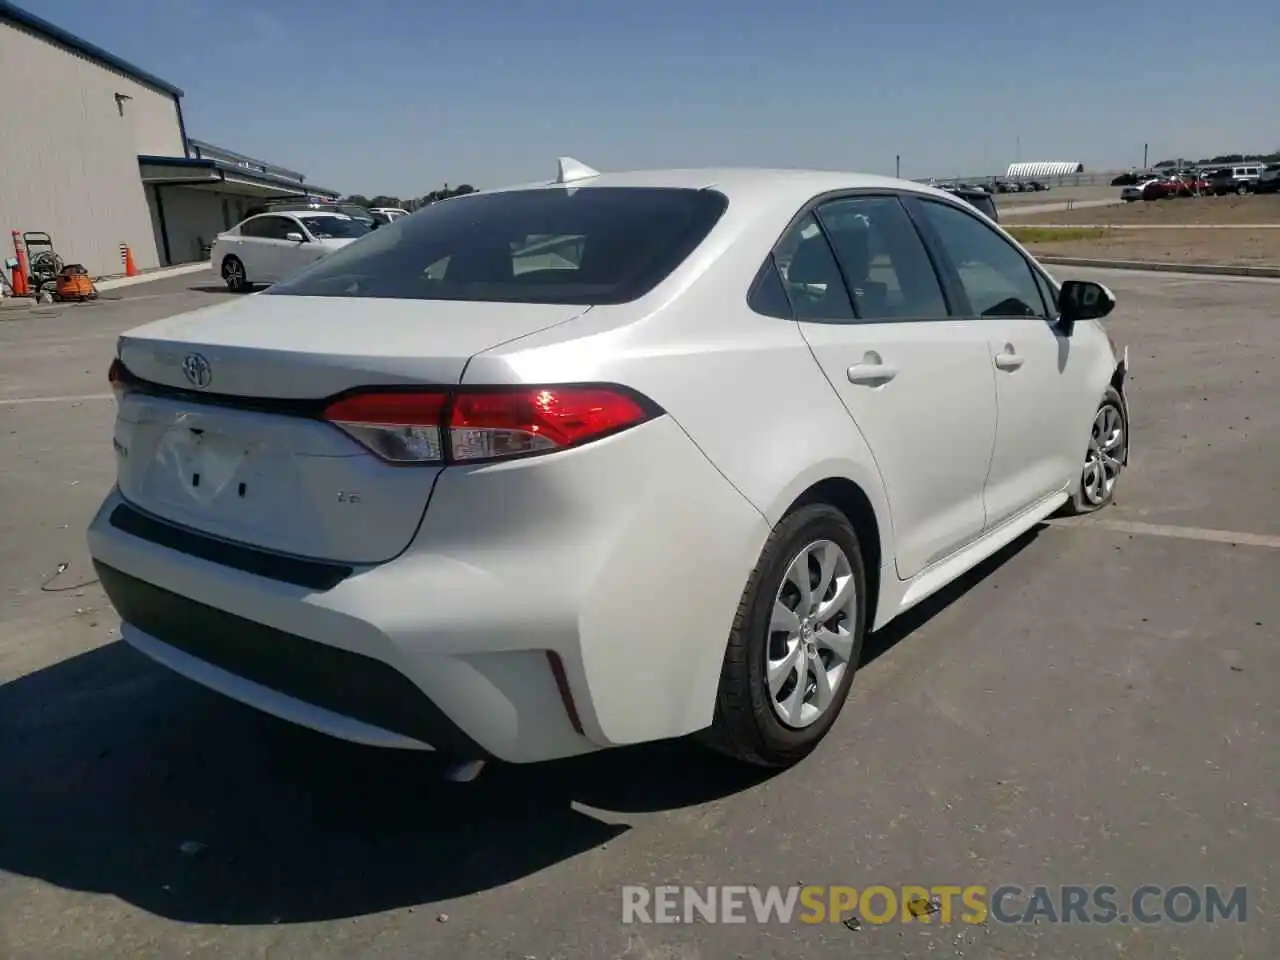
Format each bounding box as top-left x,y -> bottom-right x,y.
300,216 -> 370,239
266,187 -> 729,305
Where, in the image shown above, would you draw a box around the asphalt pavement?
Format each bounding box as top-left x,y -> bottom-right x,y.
0,268 -> 1276,959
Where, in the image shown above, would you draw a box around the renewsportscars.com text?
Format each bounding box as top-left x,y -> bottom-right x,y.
621,884 -> 1247,926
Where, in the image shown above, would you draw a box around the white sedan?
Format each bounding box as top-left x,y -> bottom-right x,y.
211,211 -> 370,291
90,160 -> 1130,773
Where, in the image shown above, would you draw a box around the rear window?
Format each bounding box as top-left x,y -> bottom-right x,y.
266,187 -> 729,304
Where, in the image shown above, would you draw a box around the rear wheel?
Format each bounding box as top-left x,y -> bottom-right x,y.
1061,386 -> 1128,515
699,503 -> 866,768
221,255 -> 249,292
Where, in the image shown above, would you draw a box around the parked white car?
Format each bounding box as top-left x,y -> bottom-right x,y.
211,211 -> 370,291
370,207 -> 410,221
92,161 -> 1129,774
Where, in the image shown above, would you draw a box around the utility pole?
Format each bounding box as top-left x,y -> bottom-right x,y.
1143,143 -> 1149,169
895,154 -> 901,178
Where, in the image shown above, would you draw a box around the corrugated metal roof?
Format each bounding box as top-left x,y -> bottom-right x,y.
0,0 -> 183,97
1006,162 -> 1084,178
138,154 -> 340,198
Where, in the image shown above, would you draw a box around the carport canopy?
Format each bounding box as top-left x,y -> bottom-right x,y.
138,155 -> 339,200
139,154 -> 342,265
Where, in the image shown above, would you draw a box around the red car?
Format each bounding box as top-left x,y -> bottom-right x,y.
1139,177 -> 1178,200
1170,174 -> 1211,197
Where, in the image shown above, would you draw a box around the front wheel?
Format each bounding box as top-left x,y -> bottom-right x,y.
221,255 -> 249,292
1061,386 -> 1128,515
698,503 -> 867,768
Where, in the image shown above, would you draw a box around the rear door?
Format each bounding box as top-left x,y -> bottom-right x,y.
236,215 -> 289,282
256,215 -> 309,282
908,196 -> 1097,528
787,194 -> 998,580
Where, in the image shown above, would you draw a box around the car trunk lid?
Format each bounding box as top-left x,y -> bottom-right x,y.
113,295 -> 587,565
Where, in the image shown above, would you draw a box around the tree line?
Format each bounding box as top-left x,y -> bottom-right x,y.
343,185 -> 476,211
1153,152 -> 1280,168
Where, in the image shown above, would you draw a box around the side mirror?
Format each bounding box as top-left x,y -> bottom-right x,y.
285,231 -> 306,243
1057,279 -> 1116,334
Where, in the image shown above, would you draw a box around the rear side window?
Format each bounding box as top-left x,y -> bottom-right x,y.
267,187 -> 728,304
774,215 -> 855,322
816,196 -> 949,320
260,216 -> 301,240
240,217 -> 273,238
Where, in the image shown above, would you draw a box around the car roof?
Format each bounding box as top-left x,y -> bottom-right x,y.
482,166 -> 961,212
246,210 -> 348,221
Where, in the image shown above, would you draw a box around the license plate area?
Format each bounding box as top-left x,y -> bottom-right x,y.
166,425 -> 255,505
114,395 -> 442,564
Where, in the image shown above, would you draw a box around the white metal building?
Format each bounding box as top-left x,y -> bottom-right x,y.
0,1 -> 337,278
1005,162 -> 1085,180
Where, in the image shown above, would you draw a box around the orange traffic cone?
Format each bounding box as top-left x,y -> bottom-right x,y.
120,242 -> 140,278
10,230 -> 30,296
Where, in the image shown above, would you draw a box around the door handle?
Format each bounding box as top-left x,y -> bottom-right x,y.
993,349 -> 1024,371
847,363 -> 899,385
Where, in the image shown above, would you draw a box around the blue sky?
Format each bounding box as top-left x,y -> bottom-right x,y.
28,0 -> 1280,198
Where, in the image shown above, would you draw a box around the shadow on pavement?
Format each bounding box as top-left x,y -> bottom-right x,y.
860,525 -> 1042,666
0,642 -> 767,925
0,527 -> 1042,926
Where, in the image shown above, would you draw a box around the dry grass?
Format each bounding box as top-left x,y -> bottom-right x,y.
1019,229 -> 1280,266
1006,227 -> 1108,244
1017,194 -> 1280,226
996,185 -> 1119,207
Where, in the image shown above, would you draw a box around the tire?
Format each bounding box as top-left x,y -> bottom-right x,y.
698,502 -> 867,768
221,255 -> 249,292
1236,183 -> 1249,196
1059,386 -> 1128,516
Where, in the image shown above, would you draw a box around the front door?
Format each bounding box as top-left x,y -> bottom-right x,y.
783,196 -> 999,580
908,197 -> 1097,528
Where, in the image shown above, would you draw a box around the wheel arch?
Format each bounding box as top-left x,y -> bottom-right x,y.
766,461 -> 896,634
789,477 -> 886,633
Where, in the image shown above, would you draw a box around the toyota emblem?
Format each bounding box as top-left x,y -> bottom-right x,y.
182,352 -> 212,389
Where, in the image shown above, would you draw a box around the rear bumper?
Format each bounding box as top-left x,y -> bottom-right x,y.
88,415 -> 770,763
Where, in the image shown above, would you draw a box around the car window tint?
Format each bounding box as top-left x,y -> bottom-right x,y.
918,200 -> 1046,318
240,217 -> 271,239
774,215 -> 854,322
746,257 -> 793,319
266,187 -> 727,305
253,216 -> 294,241
816,196 -> 948,320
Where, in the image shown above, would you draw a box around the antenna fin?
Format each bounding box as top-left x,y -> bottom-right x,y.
556,157 -> 600,184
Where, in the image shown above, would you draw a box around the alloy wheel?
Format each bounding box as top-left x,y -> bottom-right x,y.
766,540 -> 858,729
1081,403 -> 1126,505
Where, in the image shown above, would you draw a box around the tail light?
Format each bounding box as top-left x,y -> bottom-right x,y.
108,357 -> 132,400
322,385 -> 660,465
